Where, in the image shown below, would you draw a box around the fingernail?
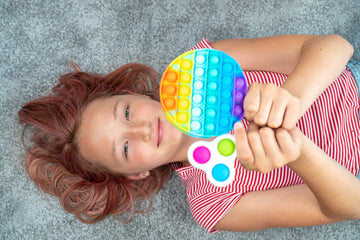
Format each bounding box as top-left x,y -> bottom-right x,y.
234,121 -> 243,130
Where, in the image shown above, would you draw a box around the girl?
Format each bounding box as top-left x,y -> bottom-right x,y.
18,34 -> 360,233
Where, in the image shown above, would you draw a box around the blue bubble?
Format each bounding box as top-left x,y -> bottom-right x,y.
195,68 -> 204,77
220,103 -> 231,113
206,109 -> 216,118
194,80 -> 203,90
195,55 -> 206,64
191,121 -> 201,131
219,117 -> 230,127
222,77 -> 232,86
221,90 -> 231,100
210,55 -> 219,65
212,164 -> 230,182
209,68 -> 219,77
193,94 -> 202,103
205,122 -> 215,132
208,81 -> 217,91
206,95 -> 217,104
223,63 -> 233,73
192,107 -> 202,117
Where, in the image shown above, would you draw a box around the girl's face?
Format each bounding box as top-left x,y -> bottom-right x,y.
77,94 -> 193,178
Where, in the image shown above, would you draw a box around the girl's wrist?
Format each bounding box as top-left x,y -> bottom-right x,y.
286,134 -> 313,172
280,75 -> 315,117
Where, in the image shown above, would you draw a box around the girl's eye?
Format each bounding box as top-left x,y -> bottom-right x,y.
125,105 -> 130,120
124,142 -> 128,158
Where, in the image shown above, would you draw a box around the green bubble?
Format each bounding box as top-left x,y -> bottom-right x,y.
217,138 -> 235,156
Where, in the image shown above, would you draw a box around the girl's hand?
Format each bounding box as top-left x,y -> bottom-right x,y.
244,83 -> 301,130
234,121 -> 302,173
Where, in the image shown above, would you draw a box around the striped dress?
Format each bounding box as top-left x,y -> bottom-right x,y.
172,38 -> 360,233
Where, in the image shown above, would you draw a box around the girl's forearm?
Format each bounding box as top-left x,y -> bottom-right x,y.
288,135 -> 360,220
281,34 -> 354,116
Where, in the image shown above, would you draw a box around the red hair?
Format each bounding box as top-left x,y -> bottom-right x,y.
18,63 -> 172,223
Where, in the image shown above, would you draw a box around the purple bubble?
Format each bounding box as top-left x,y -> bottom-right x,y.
234,105 -> 243,116
235,91 -> 244,103
236,78 -> 244,89
193,146 -> 211,164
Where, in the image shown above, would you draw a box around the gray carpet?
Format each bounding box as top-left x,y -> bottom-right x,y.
1,0 -> 360,239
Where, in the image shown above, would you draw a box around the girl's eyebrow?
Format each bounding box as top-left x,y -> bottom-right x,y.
112,100 -> 120,161
112,140 -> 117,162
113,100 -> 120,120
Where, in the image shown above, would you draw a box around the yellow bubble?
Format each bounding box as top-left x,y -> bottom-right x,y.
177,112 -> 188,124
180,72 -> 191,83
179,86 -> 190,96
178,99 -> 189,110
181,59 -> 193,71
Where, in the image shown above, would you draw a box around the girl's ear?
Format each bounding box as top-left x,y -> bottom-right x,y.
126,171 -> 150,180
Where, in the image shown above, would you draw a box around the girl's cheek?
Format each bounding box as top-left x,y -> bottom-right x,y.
132,148 -> 145,162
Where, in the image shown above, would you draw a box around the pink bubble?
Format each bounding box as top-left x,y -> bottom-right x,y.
193,146 -> 211,164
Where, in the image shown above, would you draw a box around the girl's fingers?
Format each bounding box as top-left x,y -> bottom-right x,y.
246,123 -> 267,171
244,84 -> 301,129
282,98 -> 301,130
234,122 -> 255,171
276,127 -> 302,162
243,83 -> 260,122
253,85 -> 276,126
267,93 -> 288,128
259,127 -> 284,171
234,122 -> 303,173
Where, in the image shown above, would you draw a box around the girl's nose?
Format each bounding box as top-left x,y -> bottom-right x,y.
128,121 -> 152,141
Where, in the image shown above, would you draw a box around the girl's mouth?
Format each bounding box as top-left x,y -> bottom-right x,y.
157,118 -> 164,147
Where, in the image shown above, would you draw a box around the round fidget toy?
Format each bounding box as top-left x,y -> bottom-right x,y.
187,134 -> 237,187
160,49 -> 247,138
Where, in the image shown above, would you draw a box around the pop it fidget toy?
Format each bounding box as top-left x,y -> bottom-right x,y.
187,134 -> 237,187
160,49 -> 247,138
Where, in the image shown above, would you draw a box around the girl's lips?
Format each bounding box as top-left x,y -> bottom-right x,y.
157,118 -> 164,147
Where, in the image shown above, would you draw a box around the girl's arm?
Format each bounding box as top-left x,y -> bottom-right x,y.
214,125 -> 360,232
210,35 -> 359,231
212,34 -> 354,128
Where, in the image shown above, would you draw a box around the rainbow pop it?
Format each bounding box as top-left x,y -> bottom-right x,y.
160,49 -> 247,138
187,134 -> 236,187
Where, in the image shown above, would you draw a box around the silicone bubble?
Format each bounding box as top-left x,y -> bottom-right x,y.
160,49 -> 247,138
187,134 -> 237,187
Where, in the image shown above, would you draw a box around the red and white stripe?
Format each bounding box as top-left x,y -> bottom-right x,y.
173,38 -> 360,233
189,37 -> 213,50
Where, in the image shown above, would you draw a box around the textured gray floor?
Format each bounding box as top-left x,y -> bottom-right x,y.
1,0 -> 360,239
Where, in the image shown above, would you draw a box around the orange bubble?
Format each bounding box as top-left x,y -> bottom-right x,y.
164,97 -> 175,109
166,71 -> 177,82
164,84 -> 177,96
